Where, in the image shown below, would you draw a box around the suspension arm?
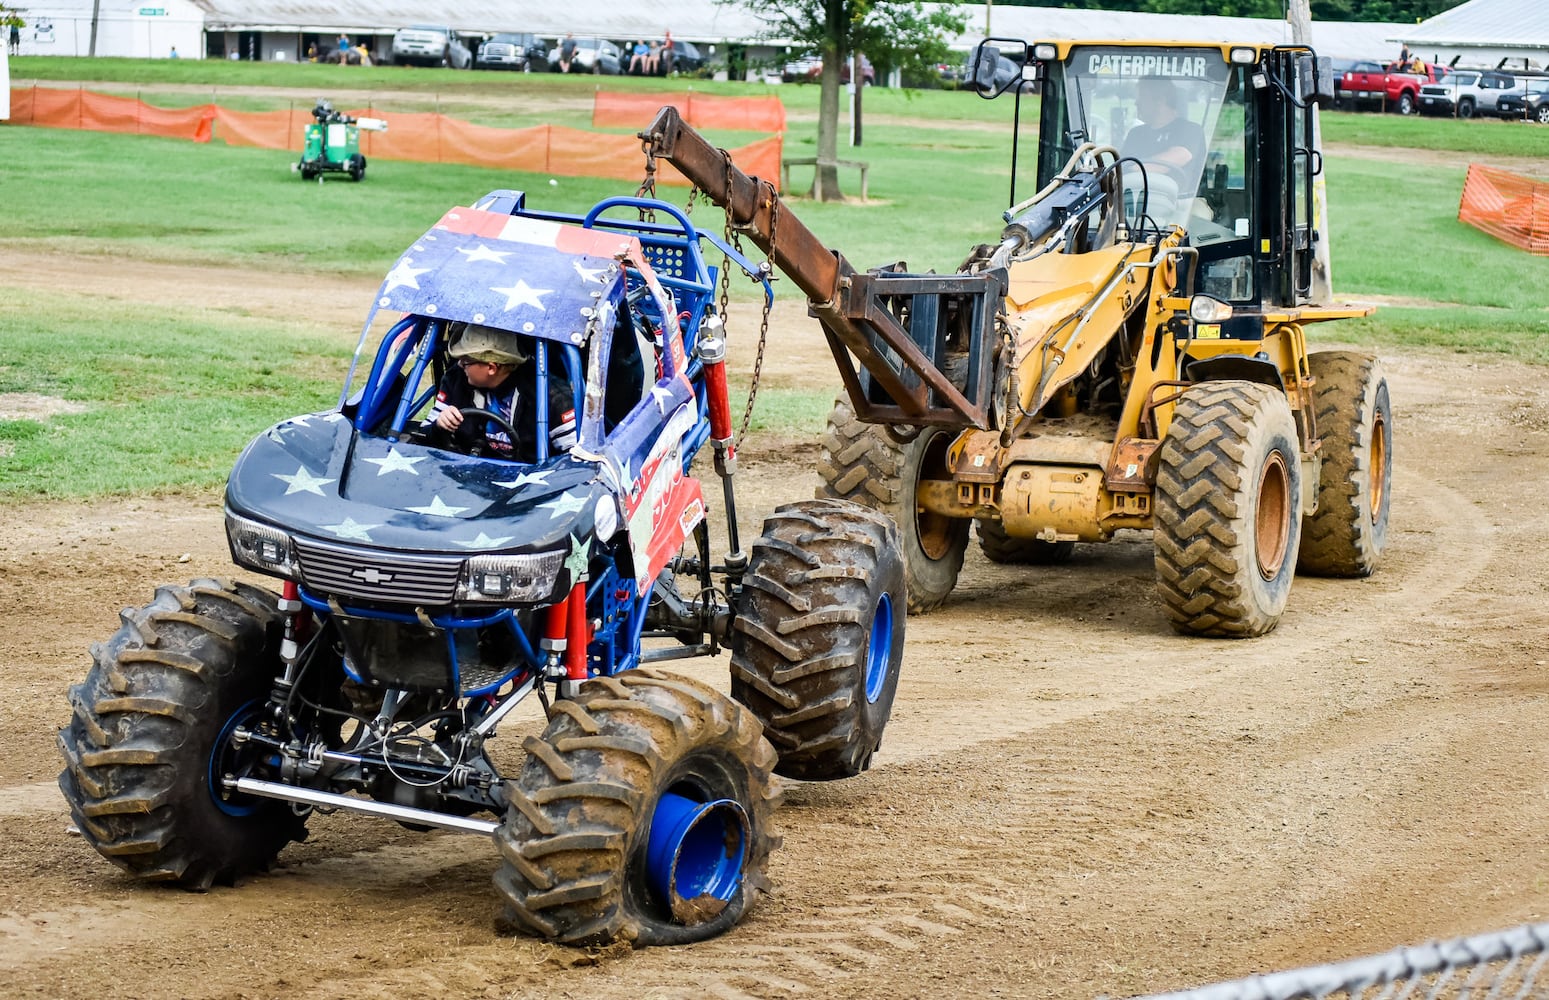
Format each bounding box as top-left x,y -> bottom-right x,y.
639,106 -> 1001,429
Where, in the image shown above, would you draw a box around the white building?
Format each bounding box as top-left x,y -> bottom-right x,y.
4,0 -> 1421,70
1392,0 -> 1549,71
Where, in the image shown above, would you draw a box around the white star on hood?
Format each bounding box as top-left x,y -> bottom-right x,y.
539,492 -> 588,520
273,466 -> 335,496
383,258 -> 430,293
454,531 -> 516,549
363,448 -> 425,476
458,244 -> 511,265
491,279 -> 551,312
322,517 -> 378,542
493,470 -> 554,490
573,261 -> 608,283
406,495 -> 469,518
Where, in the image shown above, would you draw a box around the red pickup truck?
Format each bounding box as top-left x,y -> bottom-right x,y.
1338,60 -> 1451,115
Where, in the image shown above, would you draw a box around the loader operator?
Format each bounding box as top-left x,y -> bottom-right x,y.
422,323 -> 577,461
1122,77 -> 1206,189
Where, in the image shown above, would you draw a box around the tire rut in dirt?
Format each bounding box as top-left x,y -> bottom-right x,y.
493,669 -> 780,947
1297,351 -> 1392,577
1153,381 -> 1303,638
816,397 -> 967,613
975,517 -> 1077,565
731,498 -> 906,780
56,578 -> 307,889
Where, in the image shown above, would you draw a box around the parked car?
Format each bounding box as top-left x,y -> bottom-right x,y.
475,33 -> 546,72
391,25 -> 472,69
546,36 -> 621,74
1332,59 -> 1383,107
1419,69 -> 1520,119
781,53 -> 874,85
660,40 -> 706,76
1497,77 -> 1549,123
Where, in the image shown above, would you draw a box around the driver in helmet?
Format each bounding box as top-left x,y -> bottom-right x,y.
422,323 -> 576,460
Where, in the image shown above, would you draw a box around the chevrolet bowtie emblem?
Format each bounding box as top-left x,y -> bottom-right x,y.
351,567 -> 395,584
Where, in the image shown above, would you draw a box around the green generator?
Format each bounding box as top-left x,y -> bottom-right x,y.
297,100 -> 387,182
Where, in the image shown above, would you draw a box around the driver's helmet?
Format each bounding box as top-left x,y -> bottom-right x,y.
446,323 -> 530,366
312,99 -> 334,121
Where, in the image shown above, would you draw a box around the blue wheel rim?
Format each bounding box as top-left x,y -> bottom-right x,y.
208,701 -> 264,818
864,593 -> 894,704
646,792 -> 748,913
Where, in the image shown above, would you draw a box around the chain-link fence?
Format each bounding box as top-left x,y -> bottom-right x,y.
1138,924 -> 1549,1000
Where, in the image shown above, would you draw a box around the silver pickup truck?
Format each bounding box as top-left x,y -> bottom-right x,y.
391,25 -> 472,68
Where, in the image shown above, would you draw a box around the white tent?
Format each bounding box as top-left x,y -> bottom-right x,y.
14,0 -> 204,59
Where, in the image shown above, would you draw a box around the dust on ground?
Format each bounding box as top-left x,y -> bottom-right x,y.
5,251 -> 1549,1000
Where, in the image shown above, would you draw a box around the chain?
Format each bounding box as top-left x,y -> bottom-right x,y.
737,179 -> 777,443
635,139 -> 658,223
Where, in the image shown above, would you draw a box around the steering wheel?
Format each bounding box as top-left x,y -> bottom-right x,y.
458,408 -> 521,455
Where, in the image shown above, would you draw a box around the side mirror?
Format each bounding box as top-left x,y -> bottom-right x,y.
1303,53 -> 1336,107
969,44 -> 1004,94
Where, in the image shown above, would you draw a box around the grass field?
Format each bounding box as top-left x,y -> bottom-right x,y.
4,57 -> 1549,497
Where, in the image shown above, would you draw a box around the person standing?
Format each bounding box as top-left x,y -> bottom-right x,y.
337,32 -> 350,64
9,23 -> 21,56
558,33 -> 577,73
169,45 -> 179,59
660,29 -> 675,75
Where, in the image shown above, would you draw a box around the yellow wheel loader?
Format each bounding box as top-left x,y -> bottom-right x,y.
640,37 -> 1391,638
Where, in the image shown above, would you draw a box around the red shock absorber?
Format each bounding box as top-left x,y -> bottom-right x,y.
563,580 -> 589,682
700,331 -> 734,451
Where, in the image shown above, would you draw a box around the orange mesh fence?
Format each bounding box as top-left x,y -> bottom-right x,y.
8,85 -> 213,141
1459,163 -> 1549,256
11,87 -> 781,189
592,91 -> 786,133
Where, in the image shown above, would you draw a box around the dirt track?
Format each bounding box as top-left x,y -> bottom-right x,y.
5,252 -> 1549,999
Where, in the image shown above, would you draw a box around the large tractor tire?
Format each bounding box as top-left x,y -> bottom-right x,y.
731,499 -> 905,781
1297,351 -> 1392,577
348,154 -> 366,182
494,669 -> 779,948
975,517 -> 1077,565
57,579 -> 307,888
1153,381 -> 1304,638
817,397 -> 967,613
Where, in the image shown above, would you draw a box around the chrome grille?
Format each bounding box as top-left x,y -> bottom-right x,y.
295,537 -> 462,604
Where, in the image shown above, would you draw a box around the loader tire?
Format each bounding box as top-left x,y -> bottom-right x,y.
57,579 -> 306,888
731,499 -> 905,780
817,397 -> 967,613
1153,381 -> 1303,638
494,669 -> 779,947
1297,351 -> 1391,577
976,518 -> 1076,565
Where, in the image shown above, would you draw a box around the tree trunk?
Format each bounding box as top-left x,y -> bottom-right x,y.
812,0 -> 846,202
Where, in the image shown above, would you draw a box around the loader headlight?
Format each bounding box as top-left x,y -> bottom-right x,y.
1189,294 -> 1234,324
456,549 -> 565,603
1032,43 -> 1058,62
225,509 -> 298,577
1229,47 -> 1258,66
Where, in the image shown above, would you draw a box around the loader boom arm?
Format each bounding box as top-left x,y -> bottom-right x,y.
639,106 -> 1004,429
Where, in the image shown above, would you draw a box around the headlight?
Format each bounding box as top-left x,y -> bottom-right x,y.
456,549 -> 565,603
226,509 -> 298,577
1189,294 -> 1234,324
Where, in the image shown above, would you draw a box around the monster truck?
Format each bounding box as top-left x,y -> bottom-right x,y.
58,191 -> 906,946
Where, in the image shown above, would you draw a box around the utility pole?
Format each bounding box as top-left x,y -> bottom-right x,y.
1287,0 -> 1333,303
89,0 -> 100,55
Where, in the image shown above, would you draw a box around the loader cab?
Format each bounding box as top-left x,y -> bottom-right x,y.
978,39 -> 1330,314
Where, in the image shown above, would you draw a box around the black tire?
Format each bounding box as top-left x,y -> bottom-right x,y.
731,499 -> 905,781
299,163 -> 317,181
1535,105 -> 1549,125
975,518 -> 1076,565
1153,381 -> 1303,638
57,579 -> 306,888
494,669 -> 779,947
1398,91 -> 1416,115
348,154 -> 366,182
1458,98 -> 1475,119
1297,352 -> 1392,577
817,397 -> 967,613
